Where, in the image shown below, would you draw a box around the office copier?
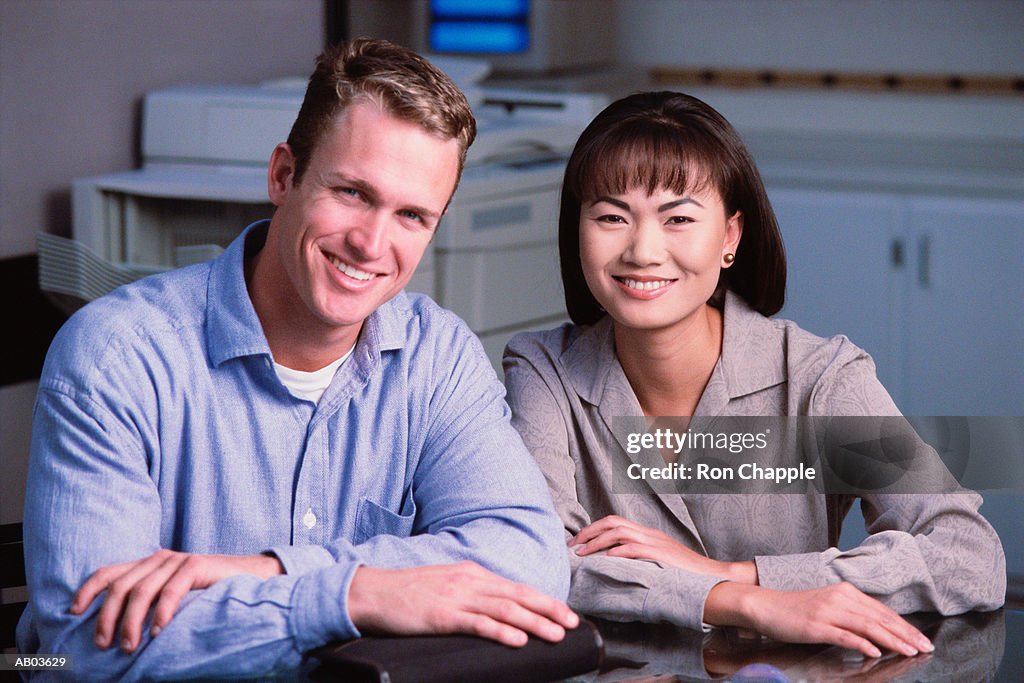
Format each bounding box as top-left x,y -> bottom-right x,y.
38,62 -> 606,368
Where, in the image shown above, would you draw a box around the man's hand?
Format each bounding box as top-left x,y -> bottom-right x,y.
705,581 -> 934,659
571,515 -> 757,584
70,550 -> 283,653
347,562 -> 579,647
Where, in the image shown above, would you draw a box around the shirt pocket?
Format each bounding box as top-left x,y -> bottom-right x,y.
354,495 -> 417,544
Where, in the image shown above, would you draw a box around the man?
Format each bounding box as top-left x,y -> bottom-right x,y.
18,39 -> 575,679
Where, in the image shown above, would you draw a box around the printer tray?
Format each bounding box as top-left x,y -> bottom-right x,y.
311,619 -> 604,683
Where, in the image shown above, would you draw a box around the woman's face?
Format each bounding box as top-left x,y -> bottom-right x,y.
579,183 -> 742,333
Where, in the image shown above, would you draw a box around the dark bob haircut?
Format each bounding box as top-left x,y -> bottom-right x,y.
559,91 -> 786,325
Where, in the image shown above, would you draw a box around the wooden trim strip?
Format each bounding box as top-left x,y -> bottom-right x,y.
650,67 -> 1024,96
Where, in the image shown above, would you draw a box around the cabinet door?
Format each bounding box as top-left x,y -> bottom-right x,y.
768,187 -> 905,404
905,197 -> 1024,416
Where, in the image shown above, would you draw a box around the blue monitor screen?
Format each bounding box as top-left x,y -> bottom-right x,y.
429,0 -> 530,54
432,0 -> 528,20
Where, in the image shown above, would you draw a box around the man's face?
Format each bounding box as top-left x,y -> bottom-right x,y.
266,102 -> 460,337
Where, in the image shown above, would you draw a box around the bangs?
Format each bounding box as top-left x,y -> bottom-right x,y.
568,117 -> 724,203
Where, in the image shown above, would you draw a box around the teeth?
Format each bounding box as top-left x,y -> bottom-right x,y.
621,278 -> 671,291
329,255 -> 374,281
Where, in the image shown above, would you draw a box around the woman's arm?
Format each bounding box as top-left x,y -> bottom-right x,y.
504,339 -> 726,632
757,351 -> 1006,614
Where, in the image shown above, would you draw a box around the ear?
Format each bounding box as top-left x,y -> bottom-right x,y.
268,143 -> 297,207
723,210 -> 743,265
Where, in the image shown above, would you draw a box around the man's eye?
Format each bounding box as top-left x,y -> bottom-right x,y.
337,187 -> 361,198
668,216 -> 694,225
400,210 -> 423,223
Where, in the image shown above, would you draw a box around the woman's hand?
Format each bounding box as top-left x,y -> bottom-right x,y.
570,515 -> 756,583
704,581 -> 934,659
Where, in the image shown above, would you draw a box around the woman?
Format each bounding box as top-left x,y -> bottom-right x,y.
503,91 -> 1005,658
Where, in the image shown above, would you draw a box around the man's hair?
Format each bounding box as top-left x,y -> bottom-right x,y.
286,38 -> 477,185
558,91 -> 787,325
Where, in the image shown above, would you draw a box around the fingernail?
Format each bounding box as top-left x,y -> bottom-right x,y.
869,646 -> 882,658
919,637 -> 934,653
566,611 -> 579,628
901,643 -> 918,657
151,625 -> 162,638
94,634 -> 107,649
571,544 -> 585,555
121,638 -> 132,651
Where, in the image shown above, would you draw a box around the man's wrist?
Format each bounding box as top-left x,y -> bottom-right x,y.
252,553 -> 285,578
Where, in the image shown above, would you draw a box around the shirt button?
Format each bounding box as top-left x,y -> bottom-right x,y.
302,508 -> 317,529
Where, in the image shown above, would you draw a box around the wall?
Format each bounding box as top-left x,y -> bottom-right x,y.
615,0 -> 1024,76
0,0 -> 323,524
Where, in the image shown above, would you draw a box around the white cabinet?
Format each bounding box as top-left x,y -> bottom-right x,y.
904,198 -> 1024,416
769,186 -> 1024,417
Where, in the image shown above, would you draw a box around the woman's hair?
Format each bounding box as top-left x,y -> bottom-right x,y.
559,91 -> 786,324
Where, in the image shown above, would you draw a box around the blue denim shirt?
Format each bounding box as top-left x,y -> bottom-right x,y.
18,221 -> 569,680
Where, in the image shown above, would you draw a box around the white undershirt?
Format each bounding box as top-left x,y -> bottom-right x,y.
274,347 -> 354,404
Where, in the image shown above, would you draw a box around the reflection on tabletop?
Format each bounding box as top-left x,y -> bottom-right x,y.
581,609 -> 1009,682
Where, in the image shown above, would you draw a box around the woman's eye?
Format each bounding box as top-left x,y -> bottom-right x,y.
597,214 -> 626,224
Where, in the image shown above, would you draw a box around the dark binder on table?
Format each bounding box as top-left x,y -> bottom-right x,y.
311,619 -> 604,682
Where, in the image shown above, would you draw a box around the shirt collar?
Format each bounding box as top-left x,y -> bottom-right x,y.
718,289 -> 787,399
561,290 -> 786,408
207,221 -> 272,366
206,220 -> 409,368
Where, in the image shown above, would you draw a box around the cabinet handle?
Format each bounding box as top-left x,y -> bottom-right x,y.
918,234 -> 931,288
890,239 -> 904,268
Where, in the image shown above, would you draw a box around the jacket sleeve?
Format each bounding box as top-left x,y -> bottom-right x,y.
754,350 -> 1006,614
503,337 -> 724,632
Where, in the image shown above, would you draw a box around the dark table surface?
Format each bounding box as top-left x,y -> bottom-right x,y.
584,607 -> 1022,682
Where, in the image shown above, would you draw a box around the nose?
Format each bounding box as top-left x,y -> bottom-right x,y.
623,220 -> 666,266
346,210 -> 389,261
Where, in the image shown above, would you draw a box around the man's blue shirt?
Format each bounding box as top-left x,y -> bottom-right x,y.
18,221 -> 569,680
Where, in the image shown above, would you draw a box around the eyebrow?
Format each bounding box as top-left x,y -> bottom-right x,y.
324,172 -> 444,222
591,196 -> 705,212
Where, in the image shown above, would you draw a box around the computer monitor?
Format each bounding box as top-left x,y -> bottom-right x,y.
411,0 -> 615,75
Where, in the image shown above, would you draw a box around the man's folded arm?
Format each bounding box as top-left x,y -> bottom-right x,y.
23,387 -> 360,680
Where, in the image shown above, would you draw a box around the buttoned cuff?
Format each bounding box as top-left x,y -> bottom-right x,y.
289,562 -> 362,652
269,544 -> 337,576
641,567 -> 723,633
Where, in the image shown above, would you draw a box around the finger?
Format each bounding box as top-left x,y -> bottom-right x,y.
818,623 -> 883,658
71,562 -> 135,615
840,591 -> 932,655
605,542 -> 659,560
570,515 -> 633,544
93,552 -> 176,649
576,528 -> 645,555
472,595 -> 568,643
118,554 -> 190,652
476,575 -> 579,630
850,609 -> 929,657
151,558 -> 205,635
449,611 -> 531,647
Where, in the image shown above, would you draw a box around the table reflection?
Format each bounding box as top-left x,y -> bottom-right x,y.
585,609 -> 1013,682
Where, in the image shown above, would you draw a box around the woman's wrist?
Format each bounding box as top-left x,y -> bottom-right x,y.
704,581 -> 759,627
722,560 -> 758,585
